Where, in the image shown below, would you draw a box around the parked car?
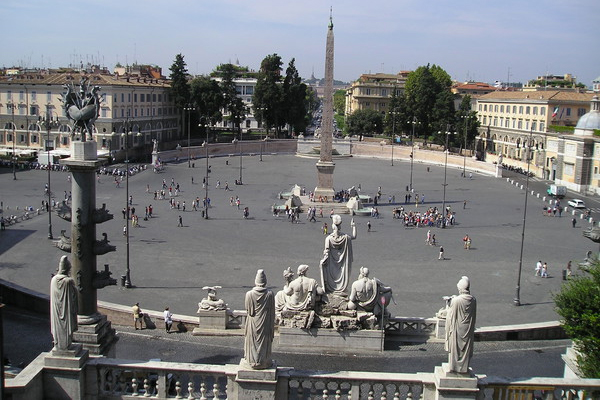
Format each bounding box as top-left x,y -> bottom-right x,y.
568,199 -> 586,209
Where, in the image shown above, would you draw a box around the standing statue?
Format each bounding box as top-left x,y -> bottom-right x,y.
276,265 -> 324,312
61,77 -> 102,141
152,139 -> 159,153
198,286 -> 227,311
319,214 -> 357,294
50,256 -> 78,351
445,276 -> 477,373
244,269 -> 275,369
348,267 -> 393,317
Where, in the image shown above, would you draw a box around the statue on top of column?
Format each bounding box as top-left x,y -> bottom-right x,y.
61,77 -> 102,142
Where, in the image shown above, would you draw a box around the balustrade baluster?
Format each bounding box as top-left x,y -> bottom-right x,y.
335,388 -> 342,400
381,390 -> 387,400
144,378 -> 151,397
175,381 -> 182,399
393,391 -> 400,400
297,379 -> 305,398
199,382 -> 207,400
407,385 -> 413,400
323,388 -> 329,399
155,381 -> 159,398
368,388 -> 375,400
118,373 -> 126,394
132,378 -> 139,397
188,381 -> 195,400
213,383 -> 220,399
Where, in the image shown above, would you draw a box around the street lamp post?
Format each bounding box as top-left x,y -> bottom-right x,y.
184,104 -> 195,168
408,117 -> 418,191
514,127 -> 534,306
462,114 -> 469,178
8,103 -> 17,180
441,127 -> 456,228
43,105 -> 59,239
122,121 -> 142,289
238,127 -> 243,184
390,110 -> 397,166
200,121 -> 210,219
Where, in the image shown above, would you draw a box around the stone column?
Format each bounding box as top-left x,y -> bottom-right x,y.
314,14 -> 336,200
61,141 -> 116,355
434,363 -> 479,400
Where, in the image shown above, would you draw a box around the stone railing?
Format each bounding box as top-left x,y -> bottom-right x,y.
87,358 -> 236,399
386,317 -> 439,339
7,351 -> 600,400
283,370 -> 434,399
477,377 -> 600,400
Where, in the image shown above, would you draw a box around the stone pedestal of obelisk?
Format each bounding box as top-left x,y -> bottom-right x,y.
314,14 -> 336,200
60,141 -> 117,356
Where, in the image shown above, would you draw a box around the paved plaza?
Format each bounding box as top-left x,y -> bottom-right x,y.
0,154 -> 593,328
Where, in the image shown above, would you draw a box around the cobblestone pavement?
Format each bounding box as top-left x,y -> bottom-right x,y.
1,155 -> 592,329
4,305 -> 570,378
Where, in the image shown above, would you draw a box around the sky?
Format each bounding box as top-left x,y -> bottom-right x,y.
2,0 -> 599,87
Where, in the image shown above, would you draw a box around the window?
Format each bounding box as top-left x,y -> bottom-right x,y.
566,108 -> 571,116
381,89 -> 387,96
518,120 -> 522,129
20,134 -> 25,142
141,108 -> 144,117
540,107 -> 546,115
525,121 -> 529,130
157,94 -> 161,102
31,91 -> 37,101
365,89 -> 371,95
140,94 -> 145,102
484,104 -> 487,111
483,116 -> 487,125
564,163 -> 574,176
578,108 -> 586,116
494,105 -> 498,112
128,93 -> 131,103
121,93 -> 125,102
493,118 -> 498,126
246,120 -> 251,128
102,108 -> 107,118
19,105 -> 25,115
500,105 -> 504,113
19,91 -> 24,100
30,106 -> 38,116
62,136 -> 69,146
526,106 -> 530,114
32,135 -> 38,143
47,91 -> 52,102
8,133 -> 13,142
134,93 -> 137,102
7,90 -> 12,101
500,118 -> 504,126
540,122 -> 545,131
134,109 -> 138,117
513,106 -> 517,113
519,106 -> 523,114
478,104 -> 482,111
532,121 -> 537,131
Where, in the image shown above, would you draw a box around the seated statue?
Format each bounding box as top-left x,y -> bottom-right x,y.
198,286 -> 227,311
348,267 -> 393,317
276,265 -> 324,312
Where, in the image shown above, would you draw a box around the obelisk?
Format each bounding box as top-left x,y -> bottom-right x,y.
314,10 -> 336,200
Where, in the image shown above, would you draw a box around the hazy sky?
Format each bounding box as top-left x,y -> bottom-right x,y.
2,0 -> 598,87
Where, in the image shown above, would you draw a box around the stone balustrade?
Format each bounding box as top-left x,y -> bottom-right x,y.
477,376 -> 600,400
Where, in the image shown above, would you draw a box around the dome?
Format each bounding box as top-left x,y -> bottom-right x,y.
575,95 -> 600,130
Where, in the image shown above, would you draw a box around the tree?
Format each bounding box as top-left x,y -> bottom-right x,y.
218,63 -> 247,136
333,89 -> 346,116
554,259 -> 600,378
346,109 -> 383,139
404,64 -> 455,142
282,58 -> 308,135
254,54 -> 284,137
169,54 -> 191,113
189,75 -> 223,132
385,87 -> 409,137
456,95 -> 480,151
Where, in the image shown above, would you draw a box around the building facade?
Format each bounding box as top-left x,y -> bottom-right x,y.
0,68 -> 177,163
212,76 -> 261,133
475,90 -> 599,194
344,72 -> 409,116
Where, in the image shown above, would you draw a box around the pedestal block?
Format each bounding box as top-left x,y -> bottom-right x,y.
192,310 -> 228,335
43,346 -> 89,400
73,314 -> 117,356
234,360 -> 285,400
434,363 -> 479,400
314,161 -> 336,199
278,327 -> 384,352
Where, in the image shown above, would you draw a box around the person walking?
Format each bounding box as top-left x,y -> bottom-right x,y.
322,222 -> 328,235
535,260 -> 542,276
541,262 -> 549,278
177,215 -> 183,227
132,303 -> 143,330
439,246 -> 445,260
164,307 -> 173,333
566,261 -> 572,278
367,220 -> 372,232
572,218 -> 577,228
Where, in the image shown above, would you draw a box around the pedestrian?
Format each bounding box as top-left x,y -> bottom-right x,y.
463,234 -> 470,249
129,195 -> 133,205
123,225 -> 127,236
132,302 -> 143,330
216,180 -> 221,189
367,220 -> 371,232
438,246 -> 444,260
541,262 -> 548,278
463,200 -> 467,209
469,172 -> 473,179
535,260 -> 542,276
431,234 -> 436,246
322,222 -> 328,235
225,181 -> 230,191
426,229 -> 431,245
122,207 -> 127,219
572,218 -> 577,228
178,215 -> 183,227
164,307 -> 173,333
566,261 -> 572,278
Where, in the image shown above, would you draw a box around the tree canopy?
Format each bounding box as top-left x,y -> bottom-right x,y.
253,54 -> 284,136
219,63 -> 247,134
554,258 -> 600,378
168,54 -> 190,112
282,58 -> 308,134
346,109 -> 383,138
189,75 -> 223,126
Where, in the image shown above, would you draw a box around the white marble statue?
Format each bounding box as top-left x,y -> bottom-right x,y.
445,276 -> 477,373
244,269 -> 275,369
319,214 -> 356,294
152,139 -> 159,153
348,267 -> 393,316
50,256 -> 78,351
198,286 -> 227,311
276,265 -> 324,312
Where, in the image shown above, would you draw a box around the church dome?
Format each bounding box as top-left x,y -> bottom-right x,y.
576,95 -> 600,130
